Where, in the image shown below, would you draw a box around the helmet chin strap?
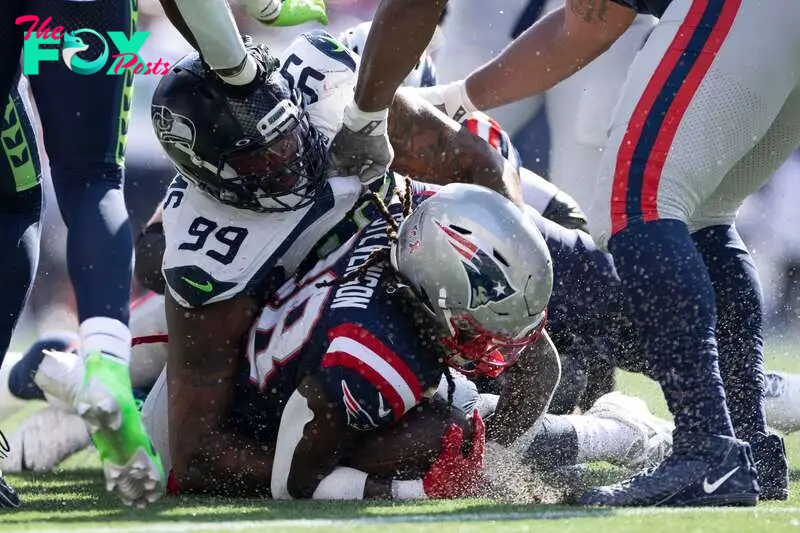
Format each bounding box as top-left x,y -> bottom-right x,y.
174,142 -> 234,177
437,289 -> 456,337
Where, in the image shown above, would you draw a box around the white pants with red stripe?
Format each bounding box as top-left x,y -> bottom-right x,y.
129,291 -> 168,389
588,0 -> 800,249
542,0 -> 656,212
141,366 -> 171,473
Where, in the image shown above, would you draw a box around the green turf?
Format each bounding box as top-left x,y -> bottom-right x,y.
3,338 -> 800,531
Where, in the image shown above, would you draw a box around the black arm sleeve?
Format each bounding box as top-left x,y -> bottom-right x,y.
134,223 -> 167,295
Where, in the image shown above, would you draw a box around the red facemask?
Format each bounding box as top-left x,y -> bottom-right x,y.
439,310 -> 547,377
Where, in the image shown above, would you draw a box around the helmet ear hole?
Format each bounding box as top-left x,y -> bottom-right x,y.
448,224 -> 471,235
493,250 -> 510,267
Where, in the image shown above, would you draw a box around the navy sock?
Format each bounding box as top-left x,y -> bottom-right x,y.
52,166 -> 132,325
692,225 -> 767,442
8,333 -> 79,401
0,188 -> 42,365
609,219 -> 733,437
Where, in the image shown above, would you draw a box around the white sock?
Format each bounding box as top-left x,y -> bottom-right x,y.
79,317 -> 132,366
566,415 -> 641,464
33,350 -> 85,409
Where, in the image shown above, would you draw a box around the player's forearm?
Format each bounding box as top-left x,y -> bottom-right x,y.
388,90 -> 523,205
134,223 -> 166,295
354,0 -> 448,112
177,431 -> 274,496
158,0 -> 253,78
488,331 -> 561,445
465,7 -> 611,110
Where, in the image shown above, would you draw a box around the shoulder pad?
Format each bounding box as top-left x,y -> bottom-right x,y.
161,179 -> 363,308
302,30 -> 357,72
278,31 -> 358,104
278,31 -> 359,146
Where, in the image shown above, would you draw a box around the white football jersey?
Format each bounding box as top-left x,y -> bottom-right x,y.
278,30 -> 361,148
161,31 -> 367,308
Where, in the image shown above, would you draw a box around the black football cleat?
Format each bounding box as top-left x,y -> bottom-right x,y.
578,434 -> 758,507
0,471 -> 20,508
751,433 -> 789,501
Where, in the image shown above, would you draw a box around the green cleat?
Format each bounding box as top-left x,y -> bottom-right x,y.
77,351 -> 165,507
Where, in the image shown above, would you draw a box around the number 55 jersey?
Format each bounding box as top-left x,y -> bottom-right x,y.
230,194 -> 445,441
160,31 -> 387,308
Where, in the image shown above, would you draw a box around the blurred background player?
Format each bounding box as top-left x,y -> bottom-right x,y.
434,1 -> 656,211
0,0 -> 161,507
431,1 -> 655,211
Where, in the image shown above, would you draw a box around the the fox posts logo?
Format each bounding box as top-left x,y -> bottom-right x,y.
17,16 -> 170,76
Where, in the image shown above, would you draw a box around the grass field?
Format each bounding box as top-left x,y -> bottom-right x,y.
3,338 -> 800,532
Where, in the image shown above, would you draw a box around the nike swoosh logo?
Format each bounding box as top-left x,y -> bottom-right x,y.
377,393 -> 391,419
320,35 -> 346,53
181,276 -> 213,293
703,466 -> 740,494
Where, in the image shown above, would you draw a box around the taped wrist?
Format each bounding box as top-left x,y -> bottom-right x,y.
311,467 -> 368,499
391,479 -> 427,500
342,101 -> 389,136
415,80 -> 478,121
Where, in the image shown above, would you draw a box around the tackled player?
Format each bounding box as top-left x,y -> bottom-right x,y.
150,31 -> 535,498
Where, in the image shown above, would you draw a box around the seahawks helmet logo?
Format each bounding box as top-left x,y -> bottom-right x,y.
435,219 -> 517,309
152,105 -> 196,149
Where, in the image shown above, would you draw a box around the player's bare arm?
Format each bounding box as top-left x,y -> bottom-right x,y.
388,89 -> 524,206
487,330 -> 561,446
272,374 -> 484,500
166,293 -> 274,495
464,1 -> 636,111
272,375 -> 358,498
354,0 -> 448,112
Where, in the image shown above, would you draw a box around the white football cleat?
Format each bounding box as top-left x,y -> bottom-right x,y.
2,406 -> 91,473
765,371 -> 800,434
587,391 -> 674,470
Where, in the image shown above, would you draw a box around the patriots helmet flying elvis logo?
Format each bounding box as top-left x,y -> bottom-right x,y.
434,219 -> 517,309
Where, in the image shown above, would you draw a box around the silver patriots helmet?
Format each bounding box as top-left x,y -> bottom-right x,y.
391,183 -> 553,376
339,21 -> 437,88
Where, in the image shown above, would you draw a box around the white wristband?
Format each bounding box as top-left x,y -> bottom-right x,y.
343,101 -> 389,136
414,80 -> 478,121
391,479 -> 427,500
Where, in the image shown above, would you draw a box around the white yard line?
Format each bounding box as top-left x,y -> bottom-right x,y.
16,506 -> 800,533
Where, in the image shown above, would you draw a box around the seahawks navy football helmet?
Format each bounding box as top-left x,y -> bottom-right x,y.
151,49 -> 326,212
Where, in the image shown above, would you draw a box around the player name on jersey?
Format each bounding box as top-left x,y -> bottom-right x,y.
330,211 -> 403,310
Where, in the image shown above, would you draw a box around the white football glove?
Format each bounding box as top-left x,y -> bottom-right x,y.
414,80 -> 478,121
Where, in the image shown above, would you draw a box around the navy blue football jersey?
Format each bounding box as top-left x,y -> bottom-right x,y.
230,187 -> 446,442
